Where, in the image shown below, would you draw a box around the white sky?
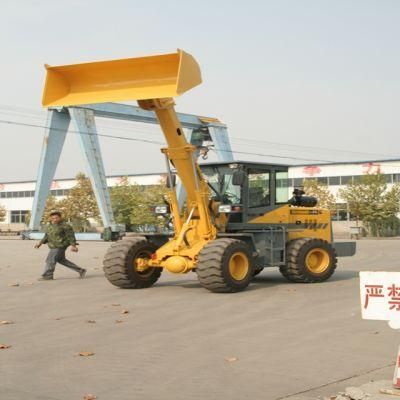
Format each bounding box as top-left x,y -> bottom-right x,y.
1,0 -> 399,181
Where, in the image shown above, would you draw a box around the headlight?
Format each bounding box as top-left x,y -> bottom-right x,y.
218,204 -> 232,213
154,205 -> 169,214
218,204 -> 242,213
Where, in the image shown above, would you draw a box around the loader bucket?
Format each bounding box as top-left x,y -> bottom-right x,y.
42,49 -> 202,107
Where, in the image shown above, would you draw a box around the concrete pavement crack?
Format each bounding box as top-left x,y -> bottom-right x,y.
275,362 -> 395,399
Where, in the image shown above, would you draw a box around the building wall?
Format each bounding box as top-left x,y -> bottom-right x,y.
288,160 -> 400,235
0,174 -> 164,229
289,160 -> 400,200
1,159 -> 399,233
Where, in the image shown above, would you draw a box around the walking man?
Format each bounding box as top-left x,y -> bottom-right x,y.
34,211 -> 86,280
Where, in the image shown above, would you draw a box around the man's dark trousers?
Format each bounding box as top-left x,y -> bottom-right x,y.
42,248 -> 83,278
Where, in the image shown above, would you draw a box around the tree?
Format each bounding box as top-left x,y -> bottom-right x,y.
110,177 -> 136,231
59,173 -> 100,232
0,204 -> 6,222
339,173 -> 400,236
41,196 -> 60,224
303,179 -> 336,213
110,177 -> 167,231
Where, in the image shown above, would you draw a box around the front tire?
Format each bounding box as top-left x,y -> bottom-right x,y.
279,238 -> 337,283
196,239 -> 254,293
103,238 -> 162,288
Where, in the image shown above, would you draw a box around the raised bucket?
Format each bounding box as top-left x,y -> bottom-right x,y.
42,49 -> 202,107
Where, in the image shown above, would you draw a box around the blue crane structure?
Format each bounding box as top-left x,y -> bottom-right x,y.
29,102 -> 233,236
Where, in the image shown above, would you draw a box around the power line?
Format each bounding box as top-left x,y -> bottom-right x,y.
0,108 -> 164,138
1,113 -> 400,167
0,103 -> 398,160
228,137 -> 399,159
0,118 -> 164,146
0,117 -> 340,163
210,147 -> 337,164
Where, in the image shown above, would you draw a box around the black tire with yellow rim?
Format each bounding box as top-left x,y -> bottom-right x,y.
196,238 -> 254,293
279,238 -> 337,283
103,237 -> 162,288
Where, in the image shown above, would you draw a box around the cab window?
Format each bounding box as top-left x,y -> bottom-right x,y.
248,170 -> 270,208
202,166 -> 241,204
276,171 -> 289,203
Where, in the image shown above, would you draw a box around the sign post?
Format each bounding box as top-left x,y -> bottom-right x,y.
360,271 -> 400,388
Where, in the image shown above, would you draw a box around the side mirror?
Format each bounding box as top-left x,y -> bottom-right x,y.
232,170 -> 246,186
166,174 -> 177,188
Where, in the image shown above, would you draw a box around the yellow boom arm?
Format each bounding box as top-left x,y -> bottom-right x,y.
42,50 -> 217,272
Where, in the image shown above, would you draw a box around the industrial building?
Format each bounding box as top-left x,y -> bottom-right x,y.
1,158 -> 399,234
0,173 -> 163,231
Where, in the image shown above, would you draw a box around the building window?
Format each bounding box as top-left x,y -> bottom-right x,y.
328,176 -> 340,186
0,190 -> 35,198
317,177 -> 328,185
331,203 -> 348,221
341,176 -> 352,185
384,174 -> 393,183
293,178 -> 304,187
10,210 -> 29,224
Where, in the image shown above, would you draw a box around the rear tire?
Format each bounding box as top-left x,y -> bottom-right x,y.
196,239 -> 254,293
280,238 -> 337,283
103,237 -> 161,288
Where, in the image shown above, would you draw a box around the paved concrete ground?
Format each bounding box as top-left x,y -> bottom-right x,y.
1,239 -> 400,400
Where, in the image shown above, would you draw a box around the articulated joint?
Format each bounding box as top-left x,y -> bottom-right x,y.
138,98 -> 175,110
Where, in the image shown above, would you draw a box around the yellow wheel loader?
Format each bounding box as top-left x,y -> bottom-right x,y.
42,50 -> 356,293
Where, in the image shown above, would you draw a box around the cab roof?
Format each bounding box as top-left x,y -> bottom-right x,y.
198,160 -> 289,170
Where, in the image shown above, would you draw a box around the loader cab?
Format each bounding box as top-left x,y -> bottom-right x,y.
200,161 -> 290,223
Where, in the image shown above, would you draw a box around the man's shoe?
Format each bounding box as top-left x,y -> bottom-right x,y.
38,276 -> 53,281
79,269 -> 87,279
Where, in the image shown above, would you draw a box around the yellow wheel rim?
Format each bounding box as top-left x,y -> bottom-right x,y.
229,252 -> 249,281
305,248 -> 330,274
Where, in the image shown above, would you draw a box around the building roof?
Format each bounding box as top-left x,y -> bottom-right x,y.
0,172 -> 164,185
292,158 -> 400,167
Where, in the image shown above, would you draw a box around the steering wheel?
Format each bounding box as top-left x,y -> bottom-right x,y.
223,191 -> 240,204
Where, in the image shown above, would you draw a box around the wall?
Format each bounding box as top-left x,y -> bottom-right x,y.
0,173 -> 164,228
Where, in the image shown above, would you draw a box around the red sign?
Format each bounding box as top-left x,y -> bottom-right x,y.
362,162 -> 381,175
117,176 -> 129,185
302,166 -> 321,177
360,272 -> 400,330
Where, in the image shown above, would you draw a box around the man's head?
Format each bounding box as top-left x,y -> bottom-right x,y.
49,211 -> 62,224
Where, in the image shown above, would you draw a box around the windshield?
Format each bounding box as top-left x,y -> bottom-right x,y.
201,166 -> 241,204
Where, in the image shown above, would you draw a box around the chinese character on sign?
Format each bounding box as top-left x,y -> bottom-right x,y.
364,285 -> 384,308
360,272 -> 400,324
302,166 -> 321,177
51,181 -> 60,189
362,162 -> 381,175
388,284 -> 400,311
